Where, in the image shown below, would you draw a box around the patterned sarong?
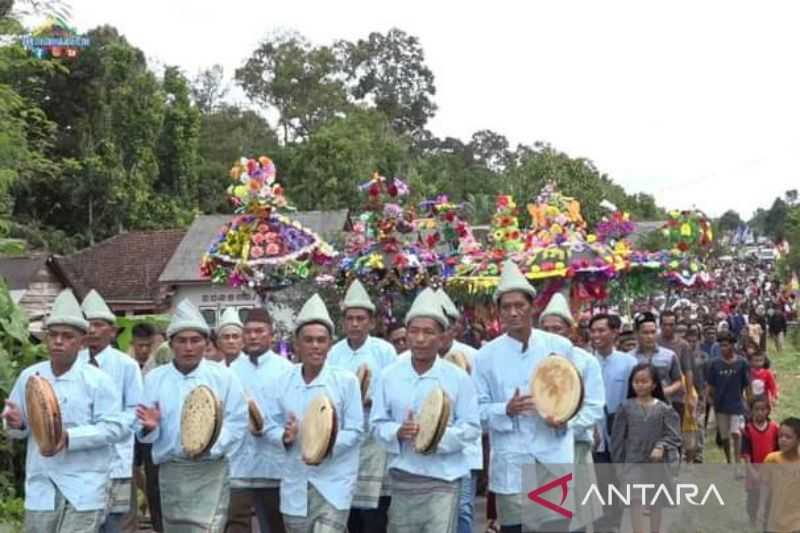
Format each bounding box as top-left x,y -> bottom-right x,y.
24,484 -> 103,533
107,478 -> 132,514
351,434 -> 388,509
282,484 -> 348,533
159,458 -> 230,532
387,469 -> 459,533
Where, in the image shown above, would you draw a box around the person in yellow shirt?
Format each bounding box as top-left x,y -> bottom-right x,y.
763,417 -> 800,533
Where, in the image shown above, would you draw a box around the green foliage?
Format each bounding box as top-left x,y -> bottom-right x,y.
283,109 -> 410,210
236,31 -> 350,143
717,209 -> 743,234
337,28 -> 437,136
0,277 -> 46,505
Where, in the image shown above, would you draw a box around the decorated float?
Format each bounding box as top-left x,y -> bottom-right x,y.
200,156 -> 336,303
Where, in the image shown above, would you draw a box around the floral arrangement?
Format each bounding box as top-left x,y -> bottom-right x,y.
200,156 -> 335,293
660,210 -> 714,253
490,195 -> 524,252
595,211 -> 636,243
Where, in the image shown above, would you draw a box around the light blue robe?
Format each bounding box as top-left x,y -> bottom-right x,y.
228,351 -> 293,485
7,360 -> 126,511
370,355 -> 480,482
78,345 -> 143,480
264,364 -> 364,517
473,329 -> 578,495
136,358 -> 248,464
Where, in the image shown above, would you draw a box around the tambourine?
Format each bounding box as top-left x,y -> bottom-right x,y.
529,354 -> 584,424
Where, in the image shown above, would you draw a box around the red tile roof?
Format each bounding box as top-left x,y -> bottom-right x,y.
54,230 -> 186,303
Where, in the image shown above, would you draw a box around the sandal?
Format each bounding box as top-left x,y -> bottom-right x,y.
486,519 -> 501,533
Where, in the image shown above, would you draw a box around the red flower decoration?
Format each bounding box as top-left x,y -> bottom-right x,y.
369,183 -> 381,197
677,241 -> 689,252
445,212 -> 456,222
387,183 -> 398,197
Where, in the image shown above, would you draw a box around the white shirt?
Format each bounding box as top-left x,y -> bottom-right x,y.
136,358 -> 248,465
228,351 -> 293,484
78,345 -> 143,479
264,364 -> 364,517
7,360 -> 126,511
371,355 -> 480,482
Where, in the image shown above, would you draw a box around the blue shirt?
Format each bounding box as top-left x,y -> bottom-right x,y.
264,364 -> 364,517
136,358 -> 248,465
568,347 -> 606,444
7,360 -> 126,511
228,351 -> 293,484
474,329 -> 577,494
594,349 -> 637,415
78,345 -> 143,480
707,356 -> 750,415
370,355 -> 480,482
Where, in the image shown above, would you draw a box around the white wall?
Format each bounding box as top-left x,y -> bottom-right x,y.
170,282 -> 310,339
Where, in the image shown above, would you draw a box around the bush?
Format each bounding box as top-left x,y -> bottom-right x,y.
0,277 -> 46,511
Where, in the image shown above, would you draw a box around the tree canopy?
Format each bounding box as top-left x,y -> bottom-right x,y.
0,17 -> 666,254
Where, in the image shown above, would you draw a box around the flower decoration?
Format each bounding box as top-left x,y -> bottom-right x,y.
201,156 -> 337,294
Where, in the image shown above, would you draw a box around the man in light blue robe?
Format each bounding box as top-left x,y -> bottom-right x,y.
135,300 -> 248,533
371,288 -> 480,533
539,293 -> 606,532
326,279 -> 396,533
473,261 -> 578,533
264,294 -> 364,533
79,289 -> 144,533
227,307 -> 293,533
3,289 -> 126,533
435,288 -> 482,533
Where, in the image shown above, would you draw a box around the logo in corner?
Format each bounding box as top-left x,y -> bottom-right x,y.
527,472 -> 573,519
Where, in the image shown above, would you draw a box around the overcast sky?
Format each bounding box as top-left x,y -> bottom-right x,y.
63,0 -> 800,218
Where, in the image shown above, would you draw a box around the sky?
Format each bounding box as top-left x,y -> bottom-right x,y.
58,0 -> 800,218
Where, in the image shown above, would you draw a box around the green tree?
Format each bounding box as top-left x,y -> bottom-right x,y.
718,209 -> 743,234
282,109 -> 409,210
764,198 -> 788,240
236,31 -> 350,143
195,104 -> 280,213
156,66 -> 201,204
191,64 -> 227,114
337,28 -> 436,136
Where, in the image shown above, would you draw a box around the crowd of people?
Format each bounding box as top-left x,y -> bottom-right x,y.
1,256 -> 799,533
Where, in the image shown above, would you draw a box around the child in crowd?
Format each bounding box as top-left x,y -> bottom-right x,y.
748,350 -> 779,408
706,331 -> 751,467
611,363 -> 681,533
740,396 -> 779,528
763,417 -> 800,533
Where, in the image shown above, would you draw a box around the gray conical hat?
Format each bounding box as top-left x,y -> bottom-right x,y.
342,279 -> 375,313
166,299 -> 210,338
540,292 -> 574,326
493,260 -> 536,302
294,294 -> 334,336
216,307 -> 243,333
405,287 -> 449,330
435,288 -> 460,320
45,289 -> 89,332
81,289 -> 116,324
